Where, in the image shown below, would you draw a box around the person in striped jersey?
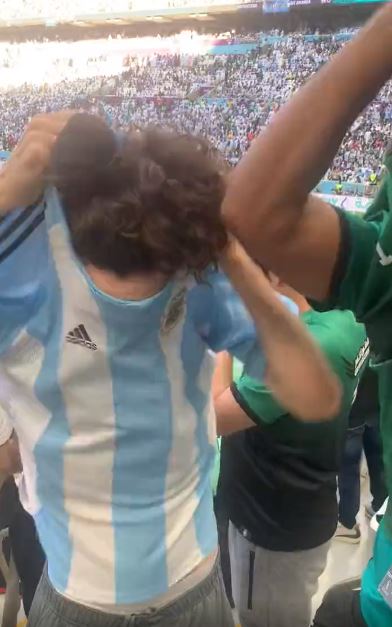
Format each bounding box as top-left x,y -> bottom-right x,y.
0,111 -> 339,627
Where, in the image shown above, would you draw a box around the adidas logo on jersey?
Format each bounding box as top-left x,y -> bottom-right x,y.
66,324 -> 97,351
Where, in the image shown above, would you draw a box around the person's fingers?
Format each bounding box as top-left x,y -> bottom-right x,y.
28,110 -> 77,127
23,146 -> 53,178
4,136 -> 52,179
27,110 -> 77,135
11,128 -> 56,162
220,234 -> 242,261
11,111 -> 76,164
0,111 -> 77,213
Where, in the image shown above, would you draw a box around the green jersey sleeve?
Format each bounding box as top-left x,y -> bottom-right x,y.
232,375 -> 286,426
326,168 -> 392,363
232,309 -> 368,426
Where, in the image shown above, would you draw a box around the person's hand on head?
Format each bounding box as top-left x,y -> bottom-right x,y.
0,110 -> 76,215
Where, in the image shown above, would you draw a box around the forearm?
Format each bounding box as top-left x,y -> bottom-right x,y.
214,386 -> 255,436
216,408 -> 253,437
212,352 -> 233,400
222,247 -> 340,420
224,6 -> 392,238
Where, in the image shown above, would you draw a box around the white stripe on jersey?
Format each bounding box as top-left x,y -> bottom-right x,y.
1,330 -> 49,516
49,223 -> 117,603
198,351 -> 217,448
160,298 -> 203,585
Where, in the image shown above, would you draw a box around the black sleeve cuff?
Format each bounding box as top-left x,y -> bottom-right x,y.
230,382 -> 261,427
311,207 -> 352,312
328,207 -> 352,305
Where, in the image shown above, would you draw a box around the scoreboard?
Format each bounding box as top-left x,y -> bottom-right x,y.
332,0 -> 385,3
264,0 -> 330,11
264,0 -> 386,12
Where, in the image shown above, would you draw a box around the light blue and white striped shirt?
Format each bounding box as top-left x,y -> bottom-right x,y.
0,188 -> 295,606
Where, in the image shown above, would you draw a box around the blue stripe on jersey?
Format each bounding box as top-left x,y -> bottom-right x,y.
187,272 -> 260,364
27,213 -> 73,593
0,201 -> 41,245
0,202 -> 45,263
0,210 -> 48,356
95,283 -> 176,603
180,314 -> 217,556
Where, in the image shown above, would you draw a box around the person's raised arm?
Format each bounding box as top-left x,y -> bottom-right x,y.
0,111 -> 74,215
219,240 -> 341,421
223,5 -> 392,300
0,112 -> 75,355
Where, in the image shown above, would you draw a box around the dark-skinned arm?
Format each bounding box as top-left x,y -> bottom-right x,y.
223,5 -> 392,300
220,240 -> 341,421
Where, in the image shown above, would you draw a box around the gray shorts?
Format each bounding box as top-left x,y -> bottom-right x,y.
28,558 -> 235,627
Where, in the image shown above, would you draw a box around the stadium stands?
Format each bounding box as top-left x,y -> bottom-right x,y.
0,0 -> 253,21
0,29 -> 390,185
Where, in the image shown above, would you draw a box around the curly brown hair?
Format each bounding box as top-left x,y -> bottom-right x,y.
49,113 -> 228,278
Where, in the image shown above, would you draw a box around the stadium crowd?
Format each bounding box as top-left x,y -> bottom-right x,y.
0,30 -> 391,184
0,0 -> 251,20
0,0 -> 131,20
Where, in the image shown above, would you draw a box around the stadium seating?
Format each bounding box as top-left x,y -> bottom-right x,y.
0,29 -> 390,184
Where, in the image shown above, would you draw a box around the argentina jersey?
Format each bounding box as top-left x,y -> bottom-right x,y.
0,188 -> 293,606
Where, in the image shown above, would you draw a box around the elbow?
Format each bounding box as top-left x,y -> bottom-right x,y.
223,196 -> 301,260
266,366 -> 342,423
297,376 -> 342,422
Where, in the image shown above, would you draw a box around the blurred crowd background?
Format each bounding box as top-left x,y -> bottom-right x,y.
0,27 -> 390,188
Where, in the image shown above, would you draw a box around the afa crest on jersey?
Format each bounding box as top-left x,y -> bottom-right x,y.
161,286 -> 187,334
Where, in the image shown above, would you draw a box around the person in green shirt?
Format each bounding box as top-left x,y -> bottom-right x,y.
214,276 -> 368,627
222,5 -> 392,626
335,182 -> 343,195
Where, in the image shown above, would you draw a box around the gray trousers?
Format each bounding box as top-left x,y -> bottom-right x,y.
229,522 -> 330,627
28,558 -> 235,627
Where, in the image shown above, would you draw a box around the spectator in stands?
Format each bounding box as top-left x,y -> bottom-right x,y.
214,277 -> 368,627
335,366 -> 387,543
0,27 -> 389,185
222,4 -> 392,626
0,111 -> 338,627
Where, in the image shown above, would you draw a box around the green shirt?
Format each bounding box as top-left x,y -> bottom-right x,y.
326,165 -> 392,626
233,358 -> 244,381
237,309 -> 367,428
219,309 -> 367,551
